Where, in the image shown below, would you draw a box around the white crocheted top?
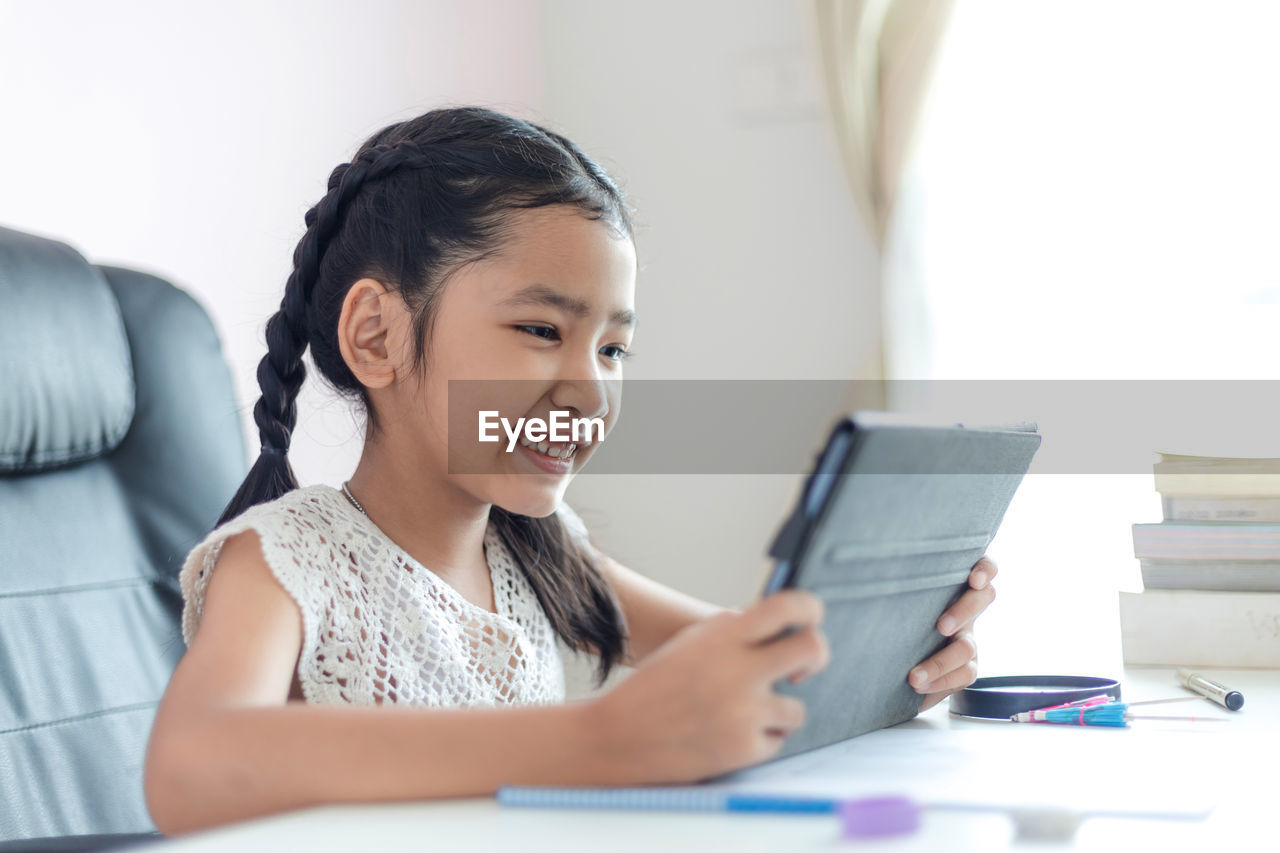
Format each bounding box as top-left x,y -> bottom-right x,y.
178,484 -> 589,708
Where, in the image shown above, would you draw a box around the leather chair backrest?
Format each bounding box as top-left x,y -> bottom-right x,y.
0,225 -> 246,841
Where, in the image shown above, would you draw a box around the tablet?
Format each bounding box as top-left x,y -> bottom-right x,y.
756,411 -> 1041,759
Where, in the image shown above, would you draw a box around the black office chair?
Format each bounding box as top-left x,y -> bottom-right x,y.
0,225 -> 246,850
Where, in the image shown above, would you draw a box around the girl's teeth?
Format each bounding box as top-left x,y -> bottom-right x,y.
517,436 -> 578,460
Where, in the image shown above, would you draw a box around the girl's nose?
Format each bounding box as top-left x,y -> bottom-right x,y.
551,376 -> 614,423
549,345 -> 618,421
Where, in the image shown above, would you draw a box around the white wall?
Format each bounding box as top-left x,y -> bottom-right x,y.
539,1 -> 880,613
0,0 -> 545,489
1,0 -> 880,692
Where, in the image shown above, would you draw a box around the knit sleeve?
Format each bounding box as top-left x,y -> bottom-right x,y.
176,502 -> 318,656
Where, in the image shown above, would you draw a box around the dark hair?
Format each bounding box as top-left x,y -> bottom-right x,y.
215,106 -> 635,686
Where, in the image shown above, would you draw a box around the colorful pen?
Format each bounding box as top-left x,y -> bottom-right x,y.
496,786 -> 840,813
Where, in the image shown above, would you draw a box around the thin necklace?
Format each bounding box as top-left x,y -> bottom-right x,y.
342,480 -> 367,516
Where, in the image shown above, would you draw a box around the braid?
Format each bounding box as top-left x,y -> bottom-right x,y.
254,148 -> 383,453
218,140 -> 449,524
255,142 -> 482,450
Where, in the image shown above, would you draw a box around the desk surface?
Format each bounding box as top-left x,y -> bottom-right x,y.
130,667 -> 1277,852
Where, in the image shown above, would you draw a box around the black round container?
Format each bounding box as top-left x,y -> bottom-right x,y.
949,675 -> 1122,720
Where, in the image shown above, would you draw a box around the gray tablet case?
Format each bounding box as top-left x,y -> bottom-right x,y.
755,411 -> 1041,760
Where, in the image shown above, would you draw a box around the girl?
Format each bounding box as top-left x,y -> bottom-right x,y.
143,106 -> 996,836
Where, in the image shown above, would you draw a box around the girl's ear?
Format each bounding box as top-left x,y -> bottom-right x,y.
337,278 -> 409,389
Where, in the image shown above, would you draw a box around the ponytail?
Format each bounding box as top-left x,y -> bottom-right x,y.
491,506 -> 628,686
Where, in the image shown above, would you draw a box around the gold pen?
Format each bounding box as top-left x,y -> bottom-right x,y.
1176,668 -> 1245,711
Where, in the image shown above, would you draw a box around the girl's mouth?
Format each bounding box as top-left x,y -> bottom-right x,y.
515,436 -> 579,473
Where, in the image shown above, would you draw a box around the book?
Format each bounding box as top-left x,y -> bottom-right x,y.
1163,495 -> 1280,523
1118,590 -> 1280,667
1131,521 -> 1280,561
1139,558 -> 1280,593
1153,453 -> 1280,497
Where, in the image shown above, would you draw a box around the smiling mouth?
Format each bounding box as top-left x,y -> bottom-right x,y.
516,436 -> 580,460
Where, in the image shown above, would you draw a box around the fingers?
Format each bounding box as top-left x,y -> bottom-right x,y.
909,631 -> 977,693
757,623 -> 831,683
762,694 -> 807,737
969,556 -> 998,589
936,582 -> 996,636
919,660 -> 979,696
934,556 -> 999,635
738,588 -> 825,644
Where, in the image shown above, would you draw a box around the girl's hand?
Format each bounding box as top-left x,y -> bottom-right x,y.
909,556 -> 997,713
586,588 -> 831,785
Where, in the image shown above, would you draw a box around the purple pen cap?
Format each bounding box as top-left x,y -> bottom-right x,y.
840,796 -> 921,840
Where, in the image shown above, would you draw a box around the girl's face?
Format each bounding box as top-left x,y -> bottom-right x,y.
399,205 -> 636,517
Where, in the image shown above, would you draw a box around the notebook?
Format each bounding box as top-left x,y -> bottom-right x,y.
754,411 -> 1041,760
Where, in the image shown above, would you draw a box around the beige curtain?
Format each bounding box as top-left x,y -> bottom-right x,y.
814,0 -> 954,395
815,0 -> 955,245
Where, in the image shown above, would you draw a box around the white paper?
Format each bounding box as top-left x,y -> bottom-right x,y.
699,719 -> 1228,819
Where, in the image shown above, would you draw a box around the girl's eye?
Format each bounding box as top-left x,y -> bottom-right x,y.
516,325 -> 633,362
600,345 -> 633,362
515,325 -> 559,341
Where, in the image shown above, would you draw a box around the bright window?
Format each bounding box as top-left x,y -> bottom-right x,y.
889,1 -> 1280,673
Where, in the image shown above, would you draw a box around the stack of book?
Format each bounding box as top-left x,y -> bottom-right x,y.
1120,453 -> 1280,667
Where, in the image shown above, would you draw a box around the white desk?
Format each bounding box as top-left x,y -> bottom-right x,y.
128,667 -> 1277,852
